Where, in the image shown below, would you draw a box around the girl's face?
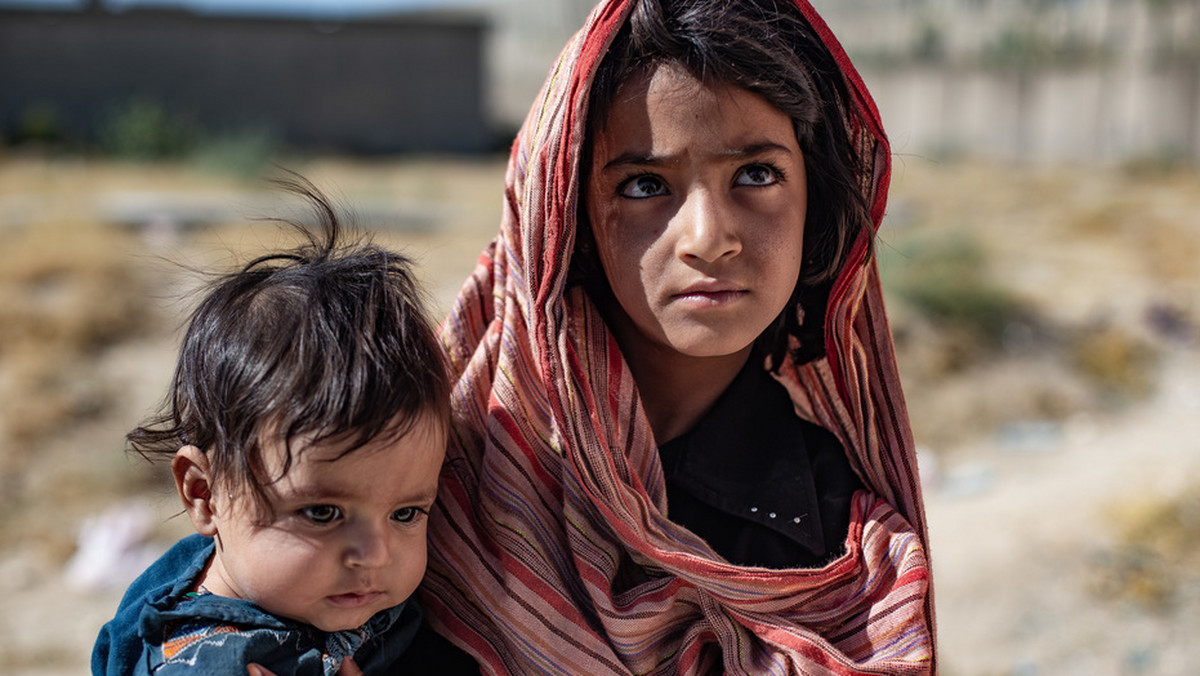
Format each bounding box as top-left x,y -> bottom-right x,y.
585,62 -> 808,365
196,412 -> 445,632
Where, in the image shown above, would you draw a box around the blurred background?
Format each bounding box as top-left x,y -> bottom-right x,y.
1,0 -> 1198,674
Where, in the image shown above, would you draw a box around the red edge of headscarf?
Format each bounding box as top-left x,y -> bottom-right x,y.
523,10 -> 634,517
793,1 -> 894,403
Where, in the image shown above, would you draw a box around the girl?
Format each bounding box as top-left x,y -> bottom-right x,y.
417,0 -> 935,672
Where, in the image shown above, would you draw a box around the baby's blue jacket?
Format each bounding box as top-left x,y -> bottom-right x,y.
91,534 -> 420,675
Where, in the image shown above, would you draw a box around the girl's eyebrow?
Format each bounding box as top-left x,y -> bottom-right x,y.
717,142 -> 794,158
601,141 -> 794,171
601,151 -> 670,171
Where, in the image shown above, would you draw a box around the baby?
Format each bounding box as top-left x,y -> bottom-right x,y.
92,178 -> 450,675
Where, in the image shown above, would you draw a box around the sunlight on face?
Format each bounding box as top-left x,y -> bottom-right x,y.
201,412 -> 446,632
585,62 -> 808,366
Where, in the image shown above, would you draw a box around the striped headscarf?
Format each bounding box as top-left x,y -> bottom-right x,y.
423,0 -> 935,673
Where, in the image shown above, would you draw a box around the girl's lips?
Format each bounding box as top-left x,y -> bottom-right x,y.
673,282 -> 747,305
678,280 -> 741,295
326,591 -> 383,608
674,290 -> 746,304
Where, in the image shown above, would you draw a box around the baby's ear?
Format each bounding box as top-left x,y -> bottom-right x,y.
172,446 -> 219,537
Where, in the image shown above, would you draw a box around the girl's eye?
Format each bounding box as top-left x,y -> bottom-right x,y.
734,163 -> 781,187
300,505 -> 342,524
618,174 -> 669,199
391,507 -> 427,524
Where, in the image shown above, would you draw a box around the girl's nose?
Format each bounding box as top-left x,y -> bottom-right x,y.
343,521 -> 392,569
675,188 -> 740,263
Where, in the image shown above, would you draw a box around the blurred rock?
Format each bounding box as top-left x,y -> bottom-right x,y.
1144,302 -> 1196,346
996,420 -> 1063,454
938,461 -> 996,499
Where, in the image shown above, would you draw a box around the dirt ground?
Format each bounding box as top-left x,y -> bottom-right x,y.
0,154 -> 1197,675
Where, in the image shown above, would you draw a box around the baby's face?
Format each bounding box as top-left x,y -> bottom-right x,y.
199,411 -> 446,632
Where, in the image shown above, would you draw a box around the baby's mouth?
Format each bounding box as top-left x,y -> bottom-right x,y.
326,591 -> 383,608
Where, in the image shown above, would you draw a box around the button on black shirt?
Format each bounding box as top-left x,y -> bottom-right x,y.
658,361 -> 864,569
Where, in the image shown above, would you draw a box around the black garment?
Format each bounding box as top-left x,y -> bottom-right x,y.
658,361 -> 864,569
389,623 -> 480,674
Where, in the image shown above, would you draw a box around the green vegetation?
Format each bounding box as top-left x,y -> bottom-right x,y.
11,102 -> 67,147
97,98 -> 198,160
189,127 -> 282,179
98,98 -> 281,178
3,97 -> 281,179
880,233 -> 1030,348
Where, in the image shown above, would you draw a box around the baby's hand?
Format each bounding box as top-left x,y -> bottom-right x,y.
246,658 -> 362,676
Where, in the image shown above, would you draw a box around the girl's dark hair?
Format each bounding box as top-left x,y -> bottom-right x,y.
577,0 -> 874,366
129,175 -> 450,512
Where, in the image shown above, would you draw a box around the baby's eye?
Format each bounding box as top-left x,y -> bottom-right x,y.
734,163 -> 780,187
300,505 -> 342,524
391,507 -> 427,524
618,174 -> 669,199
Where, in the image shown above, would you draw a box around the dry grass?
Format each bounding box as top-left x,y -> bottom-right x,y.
1089,483 -> 1200,611
884,160 -> 1200,451
0,213 -> 151,449
0,206 -> 172,574
1070,324 -> 1158,398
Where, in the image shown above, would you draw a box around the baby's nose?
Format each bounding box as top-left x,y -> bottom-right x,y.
343,521 -> 392,568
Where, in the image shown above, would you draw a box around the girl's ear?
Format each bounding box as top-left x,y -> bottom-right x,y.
172,446 -> 219,537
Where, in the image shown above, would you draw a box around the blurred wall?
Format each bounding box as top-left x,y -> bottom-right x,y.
816,0 -> 1200,164
484,0 -> 594,129
484,0 -> 1200,165
0,5 -> 492,153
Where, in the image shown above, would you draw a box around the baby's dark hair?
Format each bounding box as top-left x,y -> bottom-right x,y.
129,175 -> 450,510
578,0 -> 874,365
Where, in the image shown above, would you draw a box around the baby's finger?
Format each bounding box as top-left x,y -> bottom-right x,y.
246,664 -> 278,676
337,657 -> 364,676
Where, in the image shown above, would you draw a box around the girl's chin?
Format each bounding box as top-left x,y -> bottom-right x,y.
660,334 -> 759,360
